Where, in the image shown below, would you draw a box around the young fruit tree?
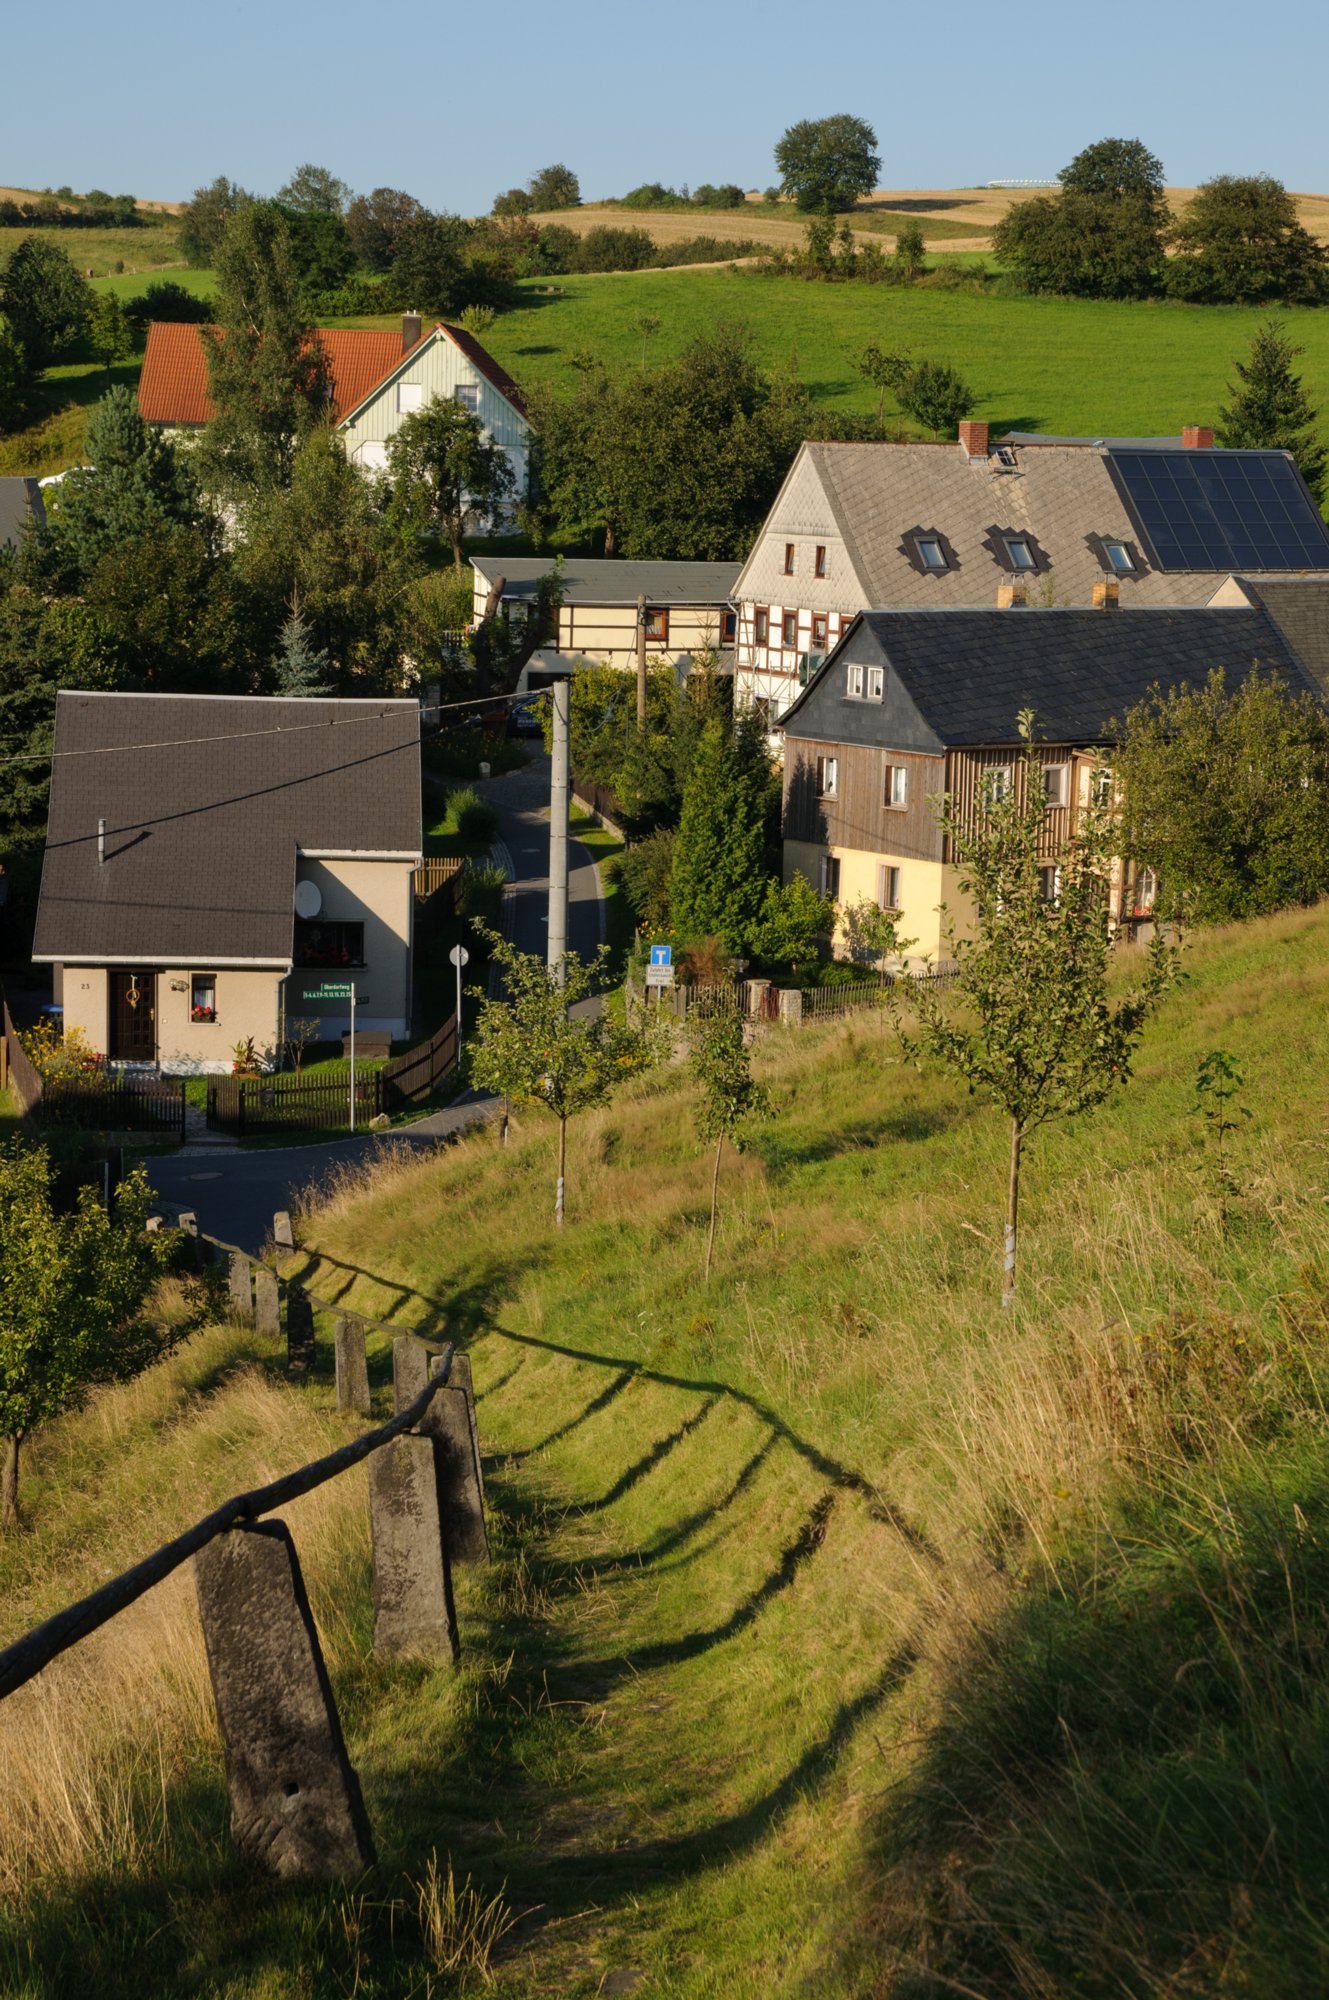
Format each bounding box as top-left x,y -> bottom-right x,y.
901,715 -> 1177,1305
0,1146 -> 171,1529
688,998 -> 772,1279
467,931 -> 660,1226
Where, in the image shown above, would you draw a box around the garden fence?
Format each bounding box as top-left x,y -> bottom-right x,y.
2,996 -> 186,1138
0,1214 -> 488,1885
207,1014 -> 458,1134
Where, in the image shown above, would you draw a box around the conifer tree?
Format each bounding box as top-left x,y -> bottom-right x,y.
668,714 -> 776,953
48,386 -> 202,581
271,600 -> 330,695
1219,318 -> 1327,503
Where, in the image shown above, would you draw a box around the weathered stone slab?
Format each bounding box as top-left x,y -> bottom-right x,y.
421,1359 -> 488,1564
368,1435 -> 459,1662
335,1318 -> 370,1415
448,1351 -> 486,1501
392,1335 -> 432,1414
228,1251 -> 253,1320
273,1210 -> 294,1250
254,1266 -> 280,1338
193,1520 -> 375,1879
287,1285 -> 315,1376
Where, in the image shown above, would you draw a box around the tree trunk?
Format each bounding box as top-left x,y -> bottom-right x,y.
2,1434 -> 20,1532
555,1114 -> 566,1228
705,1131 -> 724,1280
449,520 -> 465,573
1002,1118 -> 1022,1308
604,521 -> 616,559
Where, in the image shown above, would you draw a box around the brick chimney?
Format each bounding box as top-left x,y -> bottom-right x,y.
1093,580 -> 1120,611
401,311 -> 423,355
1182,424 -> 1214,450
958,419 -> 989,462
997,580 -> 1028,609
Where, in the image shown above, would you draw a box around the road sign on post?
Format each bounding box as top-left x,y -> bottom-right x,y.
645,943 -> 674,991
449,943 -> 470,1040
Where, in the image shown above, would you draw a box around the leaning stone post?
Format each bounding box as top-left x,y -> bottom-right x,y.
392,1334 -> 432,1413
254,1266 -> 281,1338
334,1318 -> 371,1415
228,1250 -> 253,1321
193,1520 -> 375,1879
272,1210 -> 295,1250
367,1434 -> 460,1662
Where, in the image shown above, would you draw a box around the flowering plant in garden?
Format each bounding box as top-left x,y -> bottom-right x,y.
18,1021 -> 104,1082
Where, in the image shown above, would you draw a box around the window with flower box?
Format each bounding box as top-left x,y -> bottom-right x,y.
294,920 -> 366,968
191,974 -> 217,1023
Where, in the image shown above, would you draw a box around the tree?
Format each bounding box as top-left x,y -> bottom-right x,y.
669,713 -> 777,952
178,175 -> 250,267
280,207 -> 356,297
1219,319 -> 1327,503
754,873 -> 835,965
0,315 -> 26,425
1169,176 -> 1329,305
390,211 -> 474,316
632,312 -> 662,368
902,715 -> 1177,1304
87,291 -> 131,379
467,931 -> 657,1225
198,202 -> 330,495
0,237 -> 89,372
386,394 -> 515,571
898,357 -> 973,439
1059,136 -> 1166,204
856,342 -> 913,429
0,1145 -> 170,1528
493,187 -> 534,220
993,188 -> 1165,300
122,279 -> 211,345
528,163 -> 580,211
345,186 -> 424,273
277,163 -> 350,215
774,114 -> 880,213
841,896 -> 914,981
47,387 -> 203,580
1113,668 -> 1329,927
271,602 -> 330,694
688,999 -> 772,1278
894,219 -> 926,281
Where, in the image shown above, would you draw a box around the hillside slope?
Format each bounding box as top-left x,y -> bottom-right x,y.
4,906 -> 1329,1995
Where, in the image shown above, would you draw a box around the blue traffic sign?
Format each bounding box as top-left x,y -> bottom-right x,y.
649,944 -> 672,968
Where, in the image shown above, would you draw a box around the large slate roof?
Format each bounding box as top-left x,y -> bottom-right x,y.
781,606 -> 1318,749
472,557 -> 741,604
34,693 -> 421,965
1222,577 -> 1329,694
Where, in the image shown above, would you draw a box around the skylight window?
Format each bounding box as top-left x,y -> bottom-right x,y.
1105,540 -> 1134,573
918,537 -> 947,572
1006,538 -> 1036,571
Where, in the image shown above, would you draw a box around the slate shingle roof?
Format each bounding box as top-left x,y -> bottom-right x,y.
34,693 -> 421,965
471,557 -> 740,604
1222,577 -> 1329,694
781,606 -> 1319,749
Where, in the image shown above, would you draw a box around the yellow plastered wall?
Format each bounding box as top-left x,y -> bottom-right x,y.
156,970 -> 282,1070
783,839 -> 948,966
57,965 -> 108,1054
286,858 -> 414,1037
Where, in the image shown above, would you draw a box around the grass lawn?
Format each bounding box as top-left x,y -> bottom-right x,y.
91,265 -> 213,302
0,219 -> 184,279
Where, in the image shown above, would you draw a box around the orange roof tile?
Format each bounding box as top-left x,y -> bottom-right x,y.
138,320 -> 527,430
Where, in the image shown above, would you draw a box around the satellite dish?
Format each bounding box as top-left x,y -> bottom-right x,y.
294,880 -> 322,919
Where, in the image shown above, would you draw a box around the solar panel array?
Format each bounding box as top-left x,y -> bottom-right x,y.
1110,450 -> 1329,573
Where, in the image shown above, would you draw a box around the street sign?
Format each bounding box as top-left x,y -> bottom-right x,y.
305,981 -> 352,1003
449,944 -> 470,969
649,944 -> 672,968
645,964 -> 674,988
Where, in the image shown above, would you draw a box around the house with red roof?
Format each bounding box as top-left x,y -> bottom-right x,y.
138,311 -> 531,502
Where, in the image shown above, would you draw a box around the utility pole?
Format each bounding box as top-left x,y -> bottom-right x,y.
547,672 -> 570,987
636,593 -> 647,729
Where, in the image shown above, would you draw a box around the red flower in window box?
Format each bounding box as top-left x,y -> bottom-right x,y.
191,1005 -> 216,1021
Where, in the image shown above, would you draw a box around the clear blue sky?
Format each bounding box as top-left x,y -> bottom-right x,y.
9,0 -> 1329,211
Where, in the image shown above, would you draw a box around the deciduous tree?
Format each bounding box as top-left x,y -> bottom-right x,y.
903,715 -> 1177,1304
277,162 -> 350,215
898,357 -> 974,439
467,932 -> 658,1225
528,163 -> 581,211
1169,176 -> 1329,305
178,175 -> 250,267
688,998 -> 772,1278
1218,318 -> 1327,502
345,186 -> 424,272
774,114 -> 880,213
386,394 -> 515,571
0,1145 -> 170,1528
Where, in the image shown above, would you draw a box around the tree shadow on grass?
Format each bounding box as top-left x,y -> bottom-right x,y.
750,1102 -> 961,1175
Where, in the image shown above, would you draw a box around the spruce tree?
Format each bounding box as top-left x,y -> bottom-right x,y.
48,387 -> 202,582
1219,318 -> 1327,503
271,603 -> 330,695
668,715 -> 775,953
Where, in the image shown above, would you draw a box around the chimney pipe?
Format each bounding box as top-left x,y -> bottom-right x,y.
401,311 -> 422,355
1093,580 -> 1120,611
997,581 -> 1027,609
1182,424 -> 1214,450
958,419 -> 989,462
98,817 -> 106,866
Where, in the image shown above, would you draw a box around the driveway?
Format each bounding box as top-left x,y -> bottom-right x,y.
147,754 -> 605,1253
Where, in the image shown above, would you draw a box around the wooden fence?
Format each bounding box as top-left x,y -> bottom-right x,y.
0,1216 -> 488,1884
207,1014 -> 459,1134
413,856 -> 465,911
1,995 -> 42,1120
2,995 -> 187,1137
382,1012 -> 458,1104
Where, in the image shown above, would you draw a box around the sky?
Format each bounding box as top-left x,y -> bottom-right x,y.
8,0 -> 1329,211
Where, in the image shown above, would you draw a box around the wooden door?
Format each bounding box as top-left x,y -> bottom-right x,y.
109,970 -> 156,1062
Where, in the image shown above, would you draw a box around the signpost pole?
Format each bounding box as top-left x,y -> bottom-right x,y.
349,989 -> 356,1135
548,673 -> 570,989
448,944 -> 470,1045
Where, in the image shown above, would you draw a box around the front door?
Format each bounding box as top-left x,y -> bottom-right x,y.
108,970 -> 156,1063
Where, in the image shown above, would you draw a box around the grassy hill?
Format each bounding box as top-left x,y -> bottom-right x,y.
4,904 -> 1329,1995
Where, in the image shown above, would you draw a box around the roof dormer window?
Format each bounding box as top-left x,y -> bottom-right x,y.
918,536 -> 948,572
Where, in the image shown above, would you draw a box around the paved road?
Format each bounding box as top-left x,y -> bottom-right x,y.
147,755 -> 604,1253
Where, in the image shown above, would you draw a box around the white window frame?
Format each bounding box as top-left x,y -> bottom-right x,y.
815,755 -> 838,799
878,863 -> 901,911
1038,864 -> 1062,905
819,853 -> 841,900
396,381 -> 425,414
884,764 -> 908,808
846,664 -> 865,698
985,765 -> 1013,804
1041,763 -> 1069,808
454,382 -> 481,414
866,664 -> 884,700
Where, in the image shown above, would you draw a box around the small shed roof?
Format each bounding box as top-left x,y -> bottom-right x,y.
34,693 -> 421,966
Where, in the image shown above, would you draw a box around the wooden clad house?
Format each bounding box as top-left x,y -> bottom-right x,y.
734,425 -> 1329,730
780,603 -> 1317,965
138,313 -> 531,504
33,693 -> 422,1071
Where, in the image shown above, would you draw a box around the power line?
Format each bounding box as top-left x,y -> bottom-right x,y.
0,683 -> 549,770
